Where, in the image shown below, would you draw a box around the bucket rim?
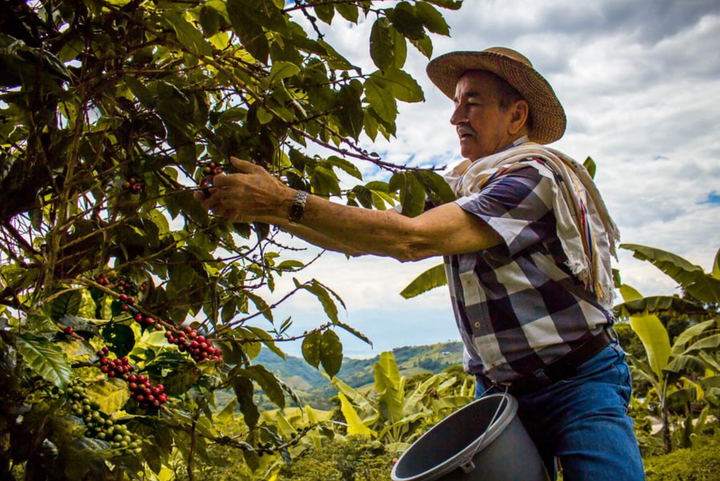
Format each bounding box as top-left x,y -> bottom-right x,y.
391,393 -> 519,481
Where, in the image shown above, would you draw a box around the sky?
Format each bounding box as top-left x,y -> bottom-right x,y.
259,0 -> 720,359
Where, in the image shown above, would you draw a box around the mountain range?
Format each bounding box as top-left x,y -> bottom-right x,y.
254,341 -> 465,410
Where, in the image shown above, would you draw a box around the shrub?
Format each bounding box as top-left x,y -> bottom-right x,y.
643,435 -> 720,480
276,435 -> 395,481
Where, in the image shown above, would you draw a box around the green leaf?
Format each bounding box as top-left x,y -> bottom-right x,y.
619,285 -> 671,378
302,331 -> 321,369
17,334 -> 72,389
672,319 -> 717,356
400,263 -> 447,299
373,351 -> 404,423
390,172 -> 426,217
621,244 -> 720,303
216,398 -> 238,424
320,329 -> 343,378
240,365 -> 285,408
245,291 -> 273,322
583,156 -> 597,180
314,4 -> 335,24
370,69 -> 424,103
337,81 -> 364,139
364,78 -> 398,123
390,2 -> 426,40
325,156 -> 363,180
336,321 -> 372,347
336,4 -> 359,22
269,61 -> 301,85
338,392 -> 374,436
162,10 -> 213,57
417,170 -> 456,205
246,326 -> 285,360
613,296 -> 707,319
409,34 -> 433,59
227,0 -> 269,64
713,247 -> 720,280
199,6 -> 222,38
415,2 -> 450,35
425,0 -> 464,10
101,323 -> 135,358
163,364 -> 201,396
49,290 -> 82,321
233,376 -> 260,429
296,278 -> 343,323
86,378 -> 131,415
370,18 -> 395,70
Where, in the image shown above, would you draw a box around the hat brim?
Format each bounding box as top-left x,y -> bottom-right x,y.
426,51 -> 566,145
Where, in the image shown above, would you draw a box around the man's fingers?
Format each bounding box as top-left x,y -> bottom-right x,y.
230,157 -> 257,173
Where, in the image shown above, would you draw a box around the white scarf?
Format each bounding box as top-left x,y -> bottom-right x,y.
446,143 -> 620,310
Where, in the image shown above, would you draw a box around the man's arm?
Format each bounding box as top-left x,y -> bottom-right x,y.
202,158 -> 502,262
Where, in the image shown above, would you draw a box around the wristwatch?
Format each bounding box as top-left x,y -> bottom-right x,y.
288,190 -> 309,225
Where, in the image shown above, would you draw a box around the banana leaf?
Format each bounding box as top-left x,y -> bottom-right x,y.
374,352 -> 405,424
620,284 -> 671,377
614,296 -> 706,319
621,244 -> 720,303
671,319 -> 718,356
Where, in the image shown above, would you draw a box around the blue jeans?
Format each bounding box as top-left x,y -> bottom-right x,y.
475,340 -> 645,480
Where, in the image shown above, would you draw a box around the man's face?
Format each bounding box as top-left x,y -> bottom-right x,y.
450,71 -> 516,161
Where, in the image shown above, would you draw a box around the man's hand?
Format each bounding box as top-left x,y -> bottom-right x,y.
195,157 -> 294,223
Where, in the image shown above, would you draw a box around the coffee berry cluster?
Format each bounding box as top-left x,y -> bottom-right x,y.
199,161 -> 222,196
93,272 -> 112,286
98,348 -> 134,379
122,176 -> 143,193
118,293 -> 136,312
67,381 -> 142,454
133,312 -> 162,330
128,374 -> 167,409
165,326 -> 223,363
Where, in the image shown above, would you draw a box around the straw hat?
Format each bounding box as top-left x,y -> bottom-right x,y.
426,47 -> 566,144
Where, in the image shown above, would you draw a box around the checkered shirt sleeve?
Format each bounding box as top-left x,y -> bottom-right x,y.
455,161 -> 556,256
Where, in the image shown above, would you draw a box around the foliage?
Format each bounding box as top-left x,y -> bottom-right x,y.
643,432 -> 720,480
616,244 -> 720,454
330,351 -> 473,452
0,0 -> 462,478
276,435 -> 395,481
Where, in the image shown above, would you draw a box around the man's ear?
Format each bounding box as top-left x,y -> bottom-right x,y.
508,99 -> 530,135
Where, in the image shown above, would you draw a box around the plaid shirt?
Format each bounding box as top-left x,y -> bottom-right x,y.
445,152 -> 613,384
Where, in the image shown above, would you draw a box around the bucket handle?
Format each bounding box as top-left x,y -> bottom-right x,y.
457,386 -> 510,474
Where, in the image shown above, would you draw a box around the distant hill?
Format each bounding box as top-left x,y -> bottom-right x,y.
253,341 -> 465,410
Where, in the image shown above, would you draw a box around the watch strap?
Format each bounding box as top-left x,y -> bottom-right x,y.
288,190 -> 309,224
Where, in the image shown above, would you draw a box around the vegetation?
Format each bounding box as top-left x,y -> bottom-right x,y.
644,434 -> 720,480
1,0 -> 718,479
614,244 -> 720,455
0,0 -> 462,479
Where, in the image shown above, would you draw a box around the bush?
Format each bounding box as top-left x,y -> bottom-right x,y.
276,435 -> 395,481
643,435 -> 720,480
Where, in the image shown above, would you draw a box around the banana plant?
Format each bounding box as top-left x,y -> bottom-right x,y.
328,351 -> 473,452
615,244 -> 720,453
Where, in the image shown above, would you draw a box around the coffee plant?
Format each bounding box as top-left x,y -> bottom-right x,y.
0,0 -> 462,479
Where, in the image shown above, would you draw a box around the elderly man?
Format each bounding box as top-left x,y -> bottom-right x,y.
201,47 -> 645,479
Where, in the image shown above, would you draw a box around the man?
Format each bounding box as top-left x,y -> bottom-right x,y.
200,47 -> 645,479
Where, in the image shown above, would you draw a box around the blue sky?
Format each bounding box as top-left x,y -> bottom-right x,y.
256,0 -> 720,359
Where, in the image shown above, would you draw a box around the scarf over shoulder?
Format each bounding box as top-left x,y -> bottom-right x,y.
449,143 -> 620,310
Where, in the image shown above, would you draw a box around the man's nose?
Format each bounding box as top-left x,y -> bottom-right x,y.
450,104 -> 466,126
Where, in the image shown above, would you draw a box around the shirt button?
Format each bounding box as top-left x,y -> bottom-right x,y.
474,322 -> 481,328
